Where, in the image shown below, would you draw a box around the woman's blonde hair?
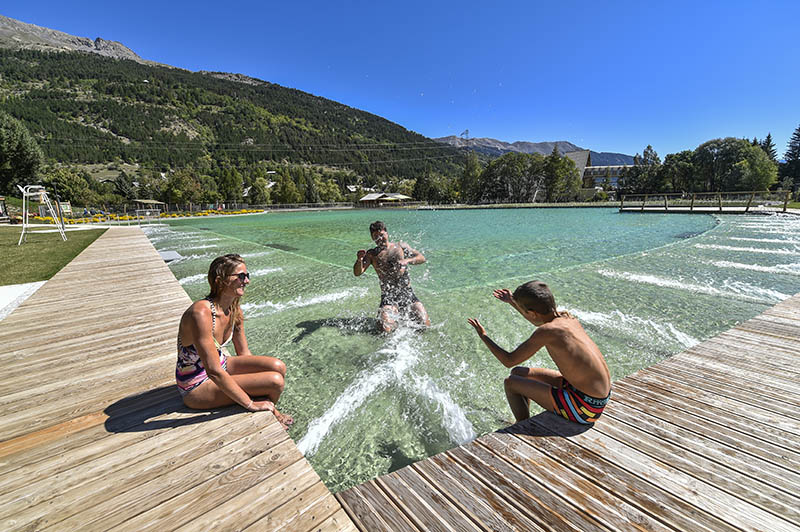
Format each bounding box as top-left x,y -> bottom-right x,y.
207,254 -> 245,327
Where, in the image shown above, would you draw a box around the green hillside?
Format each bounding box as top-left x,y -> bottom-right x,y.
0,48 -> 461,203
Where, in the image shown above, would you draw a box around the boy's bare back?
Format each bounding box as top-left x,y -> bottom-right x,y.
530,315 -> 610,399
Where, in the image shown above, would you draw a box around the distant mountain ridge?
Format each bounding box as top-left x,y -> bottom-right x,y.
436,135 -> 634,166
0,14 -> 166,66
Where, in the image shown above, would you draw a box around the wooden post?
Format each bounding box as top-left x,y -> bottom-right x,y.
690,193 -> 695,212
745,192 -> 754,213
718,193 -> 723,212
785,190 -> 791,212
641,195 -> 647,211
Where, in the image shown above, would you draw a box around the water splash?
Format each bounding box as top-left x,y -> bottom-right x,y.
242,287 -> 368,317
297,328 -> 422,456
570,307 -> 699,348
249,267 -> 283,277
409,375 -> 476,445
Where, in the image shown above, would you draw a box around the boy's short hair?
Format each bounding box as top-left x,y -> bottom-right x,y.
369,220 -> 386,234
513,281 -> 556,314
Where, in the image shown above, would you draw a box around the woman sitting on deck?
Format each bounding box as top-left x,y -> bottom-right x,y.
176,254 -> 293,429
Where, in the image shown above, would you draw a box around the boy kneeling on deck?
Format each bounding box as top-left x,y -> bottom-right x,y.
468,281 -> 611,425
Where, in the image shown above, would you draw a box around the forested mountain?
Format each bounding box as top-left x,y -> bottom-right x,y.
436,136 -> 634,166
0,46 -> 461,191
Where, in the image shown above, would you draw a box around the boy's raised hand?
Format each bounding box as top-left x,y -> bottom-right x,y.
493,289 -> 513,304
467,318 -> 486,337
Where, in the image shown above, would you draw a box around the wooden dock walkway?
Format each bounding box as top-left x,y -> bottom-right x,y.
338,293 -> 800,531
3,224 -> 799,532
0,227 -> 355,532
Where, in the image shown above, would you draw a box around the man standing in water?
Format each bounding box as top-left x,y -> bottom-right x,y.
354,220 -> 431,332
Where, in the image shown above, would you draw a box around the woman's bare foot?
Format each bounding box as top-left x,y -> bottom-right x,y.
274,409 -> 294,430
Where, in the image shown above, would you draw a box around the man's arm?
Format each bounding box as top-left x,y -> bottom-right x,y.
467,318 -> 548,368
399,242 -> 425,266
354,249 -> 371,276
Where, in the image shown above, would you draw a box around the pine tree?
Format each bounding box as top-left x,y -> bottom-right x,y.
785,124 -> 800,162
783,124 -> 800,190
760,133 -> 777,162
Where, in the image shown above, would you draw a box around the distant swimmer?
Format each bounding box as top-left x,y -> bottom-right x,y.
468,281 -> 611,425
353,220 -> 431,333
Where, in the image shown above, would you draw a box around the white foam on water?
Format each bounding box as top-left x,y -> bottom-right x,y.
176,243 -> 219,250
297,328 -> 422,456
708,260 -> 800,276
694,243 -> 800,256
249,267 -> 282,276
168,253 -> 214,265
720,279 -> 789,303
240,251 -> 273,258
597,269 -> 785,304
242,287 -> 368,317
570,308 -> 699,348
410,376 -> 476,445
178,273 -> 207,285
729,237 -> 800,244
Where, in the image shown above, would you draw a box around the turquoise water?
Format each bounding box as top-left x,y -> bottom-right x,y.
144,208 -> 800,492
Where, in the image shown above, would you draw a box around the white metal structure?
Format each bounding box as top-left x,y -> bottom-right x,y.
17,185 -> 67,245
135,208 -> 161,225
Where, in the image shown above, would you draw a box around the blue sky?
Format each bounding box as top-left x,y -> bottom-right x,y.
3,1 -> 799,157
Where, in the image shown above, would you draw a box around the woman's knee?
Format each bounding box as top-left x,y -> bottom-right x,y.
273,358 -> 287,376
265,371 -> 285,390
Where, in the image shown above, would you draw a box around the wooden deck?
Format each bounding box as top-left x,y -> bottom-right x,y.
4,224 -> 800,532
338,293 -> 800,531
0,226 -> 355,532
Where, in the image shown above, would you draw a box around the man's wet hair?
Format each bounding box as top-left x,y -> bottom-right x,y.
513,281 -> 557,314
369,220 -> 386,234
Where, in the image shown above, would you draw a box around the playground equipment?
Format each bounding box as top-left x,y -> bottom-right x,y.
17,185 -> 67,245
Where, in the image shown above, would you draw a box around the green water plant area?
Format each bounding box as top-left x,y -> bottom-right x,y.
0,226 -> 105,285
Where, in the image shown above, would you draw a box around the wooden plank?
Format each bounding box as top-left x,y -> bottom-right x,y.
522,413 -> 793,532
611,379 -> 800,466
647,360 -> 799,415
599,401 -> 800,522
614,377 -> 800,455
340,482 -> 421,532
3,413 -> 285,531
43,425 -> 293,532
446,444 -> 610,532
477,434 -> 672,532
654,355 -> 800,407
625,371 -> 800,436
378,469 -> 479,532
311,508 -> 360,532
412,455 -> 545,532
241,483 -> 341,532
170,459 -> 323,532
505,419 -> 737,532
532,420 -> 794,532
0,386 -> 177,472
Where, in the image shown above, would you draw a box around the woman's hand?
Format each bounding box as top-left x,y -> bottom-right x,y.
467,318 -> 486,337
493,289 -> 513,304
247,400 -> 275,412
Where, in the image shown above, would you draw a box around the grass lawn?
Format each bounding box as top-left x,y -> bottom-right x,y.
0,226 -> 106,285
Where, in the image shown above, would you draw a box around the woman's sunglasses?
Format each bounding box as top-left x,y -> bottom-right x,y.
233,272 -> 250,282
